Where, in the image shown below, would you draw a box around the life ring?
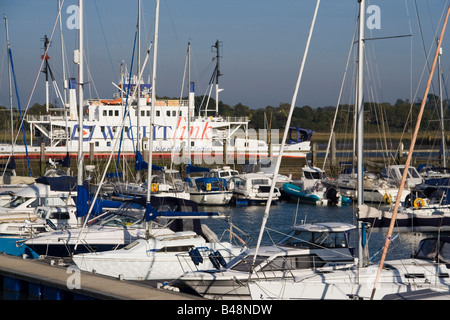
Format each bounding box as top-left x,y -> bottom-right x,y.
151,183 -> 159,192
383,193 -> 392,205
413,197 -> 425,209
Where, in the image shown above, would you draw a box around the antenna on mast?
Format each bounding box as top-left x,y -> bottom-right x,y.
211,40 -> 223,115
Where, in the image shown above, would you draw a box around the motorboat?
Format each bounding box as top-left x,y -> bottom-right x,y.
114,169 -> 190,200
0,205 -> 78,259
283,165 -> 343,205
325,170 -> 409,205
0,205 -> 78,237
229,173 -> 281,205
0,183 -> 76,216
207,166 -> 239,182
24,196 -> 195,257
170,222 -> 357,299
380,165 -> 424,188
188,177 -> 233,206
71,201 -> 246,281
248,236 -> 450,300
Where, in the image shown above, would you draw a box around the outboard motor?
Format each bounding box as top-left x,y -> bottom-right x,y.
325,187 -> 339,206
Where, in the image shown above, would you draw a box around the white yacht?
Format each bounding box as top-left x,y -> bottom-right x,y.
283,165 -> 343,206
171,222 -> 357,299
0,183 -> 75,216
114,169 -> 190,200
229,173 -> 281,205
0,205 -> 78,238
381,165 -> 424,188
248,236 -> 450,300
188,177 -> 233,206
71,200 -> 246,280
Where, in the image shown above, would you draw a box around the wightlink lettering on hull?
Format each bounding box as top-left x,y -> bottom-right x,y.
70,122 -> 212,142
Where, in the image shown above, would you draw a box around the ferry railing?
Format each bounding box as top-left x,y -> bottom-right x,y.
26,114 -> 66,122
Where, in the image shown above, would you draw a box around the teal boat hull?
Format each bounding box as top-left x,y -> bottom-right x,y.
283,183 -> 321,205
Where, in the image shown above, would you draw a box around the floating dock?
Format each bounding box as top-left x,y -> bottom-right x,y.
0,253 -> 200,300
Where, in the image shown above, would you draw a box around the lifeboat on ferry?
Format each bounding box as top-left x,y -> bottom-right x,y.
101,98 -> 122,105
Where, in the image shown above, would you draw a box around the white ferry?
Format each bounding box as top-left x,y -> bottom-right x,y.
2,38 -> 312,163
2,80 -> 312,162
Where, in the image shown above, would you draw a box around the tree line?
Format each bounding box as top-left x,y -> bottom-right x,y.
207,93 -> 449,134
0,93 -> 447,135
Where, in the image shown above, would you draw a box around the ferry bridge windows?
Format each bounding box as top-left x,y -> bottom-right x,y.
163,109 -> 183,117
103,109 -> 121,117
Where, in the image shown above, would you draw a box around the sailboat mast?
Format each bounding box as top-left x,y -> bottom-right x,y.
136,0 -> 142,182
58,0 -> 67,104
356,0 -> 366,269
187,42 -> 192,162
370,3 -> 450,299
137,0 -> 141,155
77,0 -> 84,215
4,16 -> 14,159
213,40 -> 222,115
438,43 -> 446,167
146,0 -> 160,202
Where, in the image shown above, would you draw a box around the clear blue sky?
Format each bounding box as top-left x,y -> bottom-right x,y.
0,0 -> 449,111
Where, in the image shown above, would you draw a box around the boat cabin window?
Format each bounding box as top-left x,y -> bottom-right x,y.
303,171 -> 323,180
99,213 -> 142,228
261,255 -> 325,271
231,254 -> 266,272
4,196 -> 30,208
398,167 -> 421,179
415,238 -> 450,263
278,230 -> 349,249
26,198 -> 40,208
157,245 -> 193,253
48,211 -> 71,220
235,179 -> 245,188
35,208 -> 71,220
43,197 -> 69,206
251,179 -> 270,186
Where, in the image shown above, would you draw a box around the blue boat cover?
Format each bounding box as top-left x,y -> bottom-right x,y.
186,164 -> 210,174
135,151 -> 163,171
76,185 -> 90,218
195,177 -> 227,191
35,175 -> 77,191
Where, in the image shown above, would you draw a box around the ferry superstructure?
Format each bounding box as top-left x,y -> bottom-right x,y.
2,80 -> 311,162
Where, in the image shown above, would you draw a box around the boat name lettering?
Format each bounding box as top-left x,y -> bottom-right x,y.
72,122 -> 212,141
